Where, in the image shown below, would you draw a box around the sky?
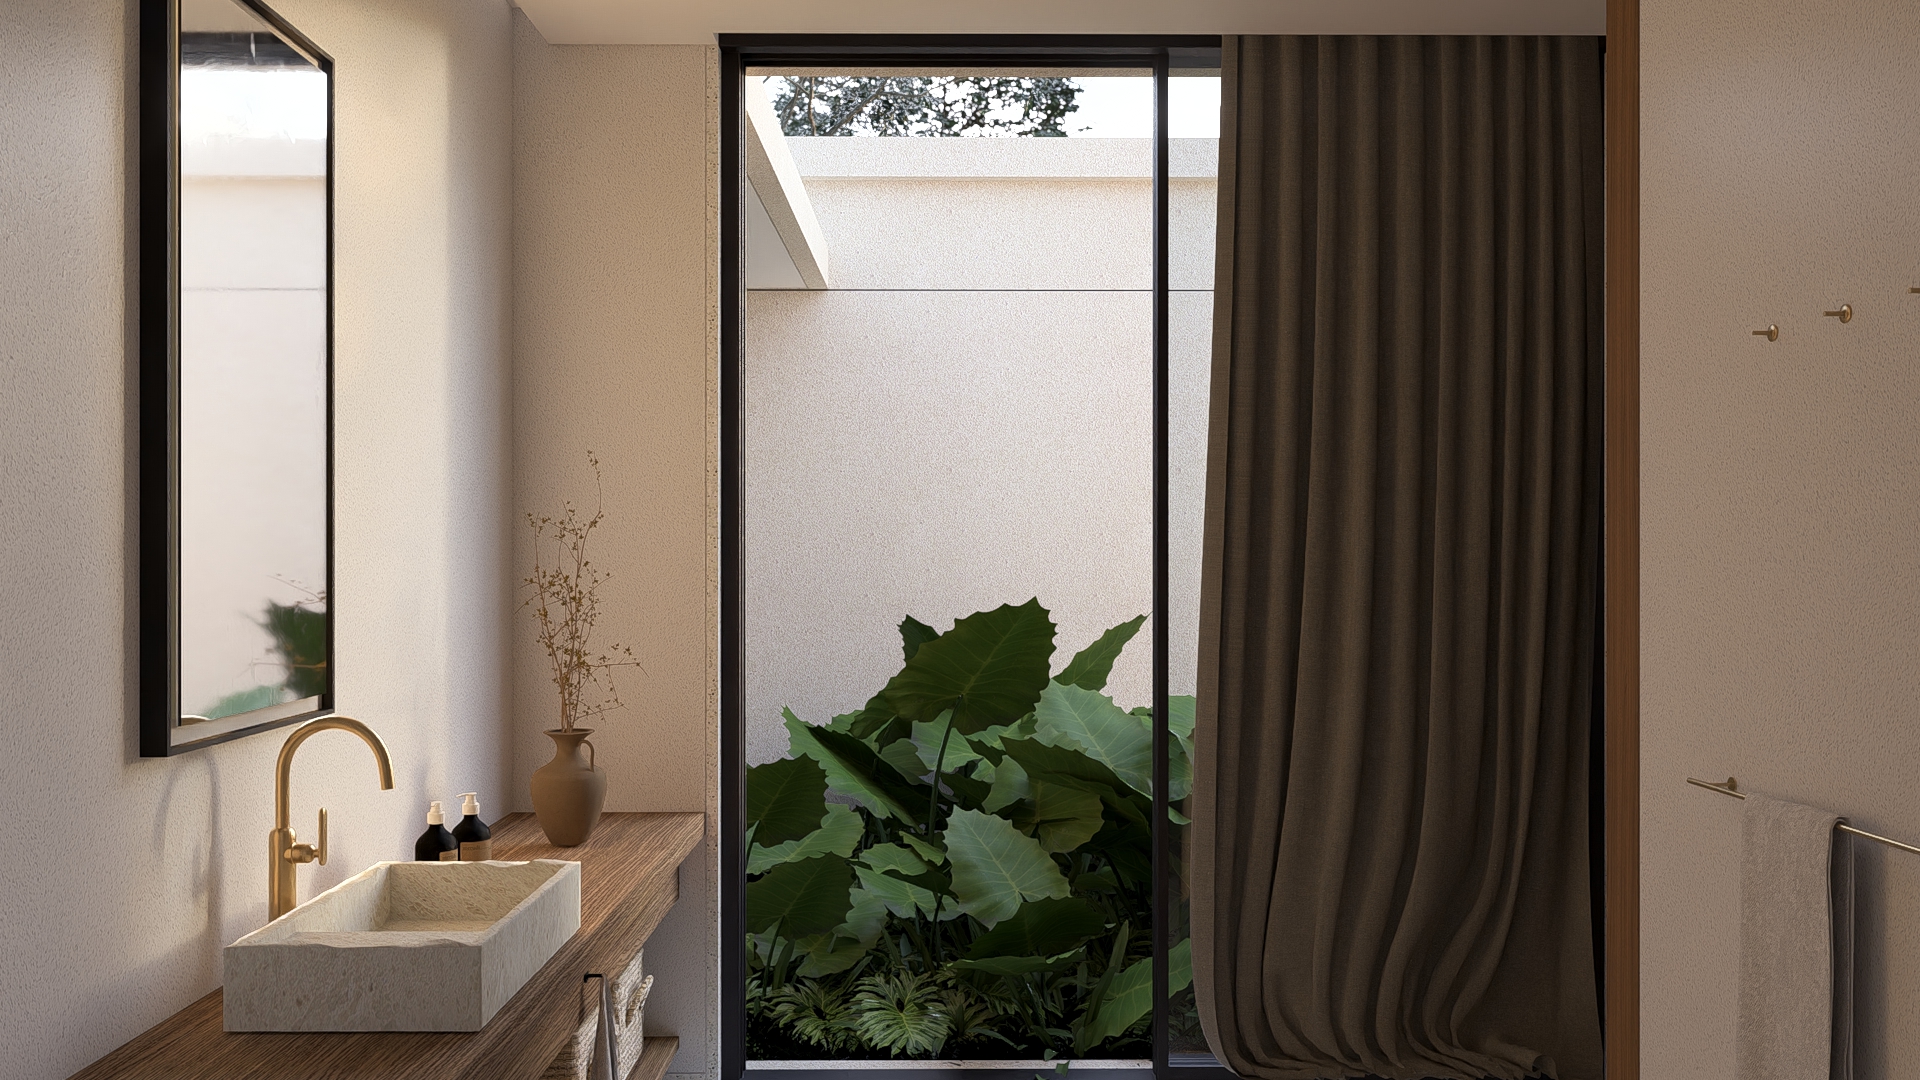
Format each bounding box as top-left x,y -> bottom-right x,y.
1067,76 -> 1221,138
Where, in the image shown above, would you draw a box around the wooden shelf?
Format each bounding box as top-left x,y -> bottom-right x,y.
71,813 -> 705,1080
627,1036 -> 679,1080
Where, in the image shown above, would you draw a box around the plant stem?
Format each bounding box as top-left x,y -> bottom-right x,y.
926,715 -> 954,837
924,714 -> 956,964
768,917 -> 791,990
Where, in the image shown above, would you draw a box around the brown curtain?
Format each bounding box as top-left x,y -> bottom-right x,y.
1190,35 -> 1604,1080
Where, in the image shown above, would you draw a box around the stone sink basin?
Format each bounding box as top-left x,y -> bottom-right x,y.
223,859 -> 581,1032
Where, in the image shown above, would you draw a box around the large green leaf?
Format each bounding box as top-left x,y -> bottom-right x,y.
1073,921 -> 1133,1054
1167,694 -> 1196,803
1053,615 -> 1146,691
1020,780 -> 1106,853
1088,820 -> 1154,885
882,600 -> 1056,734
899,615 -> 939,661
943,807 -> 1070,927
860,842 -> 928,878
943,770 -> 993,811
746,756 -> 828,845
795,885 -> 890,977
1128,703 -> 1195,802
879,736 -> 930,781
842,884 -> 891,947
1075,865 -> 1119,893
854,863 -> 947,920
979,756 -> 1030,813
910,714 -> 983,773
857,844 -> 953,914
899,833 -> 946,864
867,714 -> 915,751
791,932 -> 861,978
785,709 -> 923,823
964,897 -> 1107,960
999,734 -> 1124,793
747,802 -> 863,875
846,692 -> 899,740
960,721 -> 1020,753
1033,681 -> 1153,797
999,737 -> 1145,824
1166,694 -> 1196,740
949,952 -> 1080,977
1078,938 -> 1193,1048
884,864 -> 952,897
1168,731 -> 1192,803
745,854 -> 854,936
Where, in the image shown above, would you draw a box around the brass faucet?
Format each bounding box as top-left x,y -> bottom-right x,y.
269,715 -> 395,921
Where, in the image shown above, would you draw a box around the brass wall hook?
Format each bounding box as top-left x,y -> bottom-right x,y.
1752,324 -> 1779,342
1824,304 -> 1853,323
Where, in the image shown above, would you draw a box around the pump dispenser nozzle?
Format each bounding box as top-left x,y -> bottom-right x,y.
452,792 -> 491,861
415,800 -> 457,861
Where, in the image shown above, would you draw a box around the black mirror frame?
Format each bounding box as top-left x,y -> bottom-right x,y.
138,0 -> 336,756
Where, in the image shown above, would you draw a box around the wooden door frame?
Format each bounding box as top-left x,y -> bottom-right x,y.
1603,0 -> 1640,1078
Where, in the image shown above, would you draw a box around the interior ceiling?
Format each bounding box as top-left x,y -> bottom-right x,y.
511,0 -> 1605,46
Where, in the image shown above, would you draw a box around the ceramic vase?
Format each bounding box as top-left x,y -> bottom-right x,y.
531,728 -> 607,846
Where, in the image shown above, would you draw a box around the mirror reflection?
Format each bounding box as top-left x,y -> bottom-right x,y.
177,0 -> 331,735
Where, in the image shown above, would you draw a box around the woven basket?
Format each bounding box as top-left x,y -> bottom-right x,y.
544,949 -> 652,1080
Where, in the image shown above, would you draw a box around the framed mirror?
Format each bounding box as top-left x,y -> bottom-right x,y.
140,0 -> 333,755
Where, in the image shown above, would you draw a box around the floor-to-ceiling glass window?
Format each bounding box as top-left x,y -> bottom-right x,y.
725,44 -> 1222,1076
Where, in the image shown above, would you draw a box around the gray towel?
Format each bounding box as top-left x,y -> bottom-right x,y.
1737,792 -> 1855,1080
587,973 -> 618,1080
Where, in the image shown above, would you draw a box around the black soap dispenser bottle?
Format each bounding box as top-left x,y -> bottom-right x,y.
415,801 -> 458,862
453,791 -> 492,861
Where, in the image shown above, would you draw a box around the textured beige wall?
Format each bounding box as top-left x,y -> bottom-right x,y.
743,147 -> 1217,767
510,19 -> 718,1078
1641,0 -> 1920,1075
0,1 -> 515,1077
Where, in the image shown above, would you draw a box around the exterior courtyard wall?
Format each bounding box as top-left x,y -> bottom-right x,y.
744,137 -> 1217,764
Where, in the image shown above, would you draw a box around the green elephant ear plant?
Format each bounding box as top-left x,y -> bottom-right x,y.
744,599 -> 1197,1061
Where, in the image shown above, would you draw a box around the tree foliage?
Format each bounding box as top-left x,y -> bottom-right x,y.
745,602 -> 1195,1060
768,76 -> 1082,137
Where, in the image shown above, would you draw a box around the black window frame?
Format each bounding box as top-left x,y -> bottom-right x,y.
718,34 -> 1228,1080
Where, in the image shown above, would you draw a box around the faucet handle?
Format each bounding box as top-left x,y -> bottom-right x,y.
284,807 -> 328,866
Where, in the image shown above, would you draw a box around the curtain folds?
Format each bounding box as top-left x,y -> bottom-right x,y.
1191,35 -> 1605,1080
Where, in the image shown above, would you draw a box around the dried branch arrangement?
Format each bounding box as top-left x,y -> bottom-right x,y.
522,452 -> 640,733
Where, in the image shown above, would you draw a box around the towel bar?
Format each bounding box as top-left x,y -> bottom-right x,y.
1687,776 -> 1920,855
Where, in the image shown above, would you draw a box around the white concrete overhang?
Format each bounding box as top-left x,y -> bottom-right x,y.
783,137 -> 1221,180
744,77 -> 830,290
513,0 -> 1603,46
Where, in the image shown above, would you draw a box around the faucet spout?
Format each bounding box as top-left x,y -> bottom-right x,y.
269,715 -> 395,921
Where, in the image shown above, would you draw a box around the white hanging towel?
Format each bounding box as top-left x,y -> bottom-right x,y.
1737,791 -> 1854,1080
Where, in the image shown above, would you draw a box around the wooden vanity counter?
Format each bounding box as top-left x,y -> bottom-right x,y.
72,812 -> 705,1080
